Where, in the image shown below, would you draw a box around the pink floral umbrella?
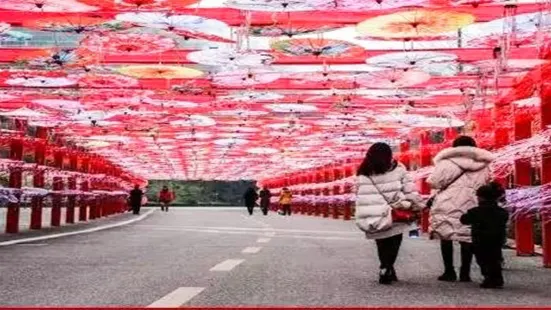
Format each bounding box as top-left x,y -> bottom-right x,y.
0,0 -> 100,12
249,24 -> 340,37
187,48 -> 274,68
356,69 -> 431,88
5,76 -> 76,87
80,33 -> 176,55
212,70 -> 281,87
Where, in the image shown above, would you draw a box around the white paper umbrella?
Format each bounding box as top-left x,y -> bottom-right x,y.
225,0 -> 332,12
32,99 -> 83,111
213,138 -> 248,146
0,93 -> 18,102
265,103 -> 318,113
142,98 -> 198,108
366,51 -> 458,71
0,0 -> 99,12
461,12 -> 551,47
466,59 -> 548,74
212,110 -> 269,117
6,76 -> 76,87
176,132 -> 213,139
0,108 -> 49,118
87,135 -> 130,142
220,91 -> 284,102
356,69 -> 431,88
187,48 -> 274,68
212,69 -> 281,87
247,147 -> 279,154
218,126 -> 261,133
170,115 -> 216,127
115,12 -> 231,40
330,0 -> 426,11
409,116 -> 465,128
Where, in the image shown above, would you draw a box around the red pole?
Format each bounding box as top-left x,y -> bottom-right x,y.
79,180 -> 89,221
51,151 -> 64,227
65,154 -> 78,224
6,139 -> 23,234
31,128 -> 47,230
540,83 -> 551,267
514,112 -> 535,256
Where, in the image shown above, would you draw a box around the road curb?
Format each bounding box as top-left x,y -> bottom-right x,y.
0,209 -> 155,247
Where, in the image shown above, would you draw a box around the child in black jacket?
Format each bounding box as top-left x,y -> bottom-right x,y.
460,182 -> 509,289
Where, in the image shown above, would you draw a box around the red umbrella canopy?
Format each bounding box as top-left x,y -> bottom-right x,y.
0,0 -> 548,181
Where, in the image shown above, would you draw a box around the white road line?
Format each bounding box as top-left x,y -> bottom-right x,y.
257,238 -> 271,243
210,259 -> 245,271
0,209 -> 155,247
242,247 -> 262,254
264,232 -> 276,237
17,243 -> 48,246
147,287 -> 204,307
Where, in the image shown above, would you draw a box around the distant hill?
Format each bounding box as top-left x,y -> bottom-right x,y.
145,180 -> 256,206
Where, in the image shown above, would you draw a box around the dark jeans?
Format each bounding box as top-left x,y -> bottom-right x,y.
260,201 -> 269,215
474,244 -> 504,285
132,204 -> 140,215
375,234 -> 403,269
281,204 -> 291,216
441,240 -> 473,276
246,203 -> 254,215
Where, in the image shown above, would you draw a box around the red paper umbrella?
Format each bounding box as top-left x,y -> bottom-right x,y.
69,73 -> 139,88
80,0 -> 198,10
23,16 -> 115,33
271,38 -> 364,58
356,69 -> 431,89
79,33 -> 176,55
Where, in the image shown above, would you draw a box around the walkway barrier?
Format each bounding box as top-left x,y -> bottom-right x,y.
2,193 -> 128,234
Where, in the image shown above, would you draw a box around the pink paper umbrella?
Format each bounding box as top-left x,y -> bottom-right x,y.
329,0 -> 427,11
356,69 -> 431,89
70,73 -> 139,88
0,0 -> 100,12
212,70 -> 281,87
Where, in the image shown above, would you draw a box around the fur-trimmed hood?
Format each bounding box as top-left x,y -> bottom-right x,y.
433,146 -> 494,172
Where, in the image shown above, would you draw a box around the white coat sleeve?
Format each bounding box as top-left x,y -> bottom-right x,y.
401,171 -> 423,210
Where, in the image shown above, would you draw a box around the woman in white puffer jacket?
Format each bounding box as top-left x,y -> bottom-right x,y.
355,142 -> 423,285
427,136 -> 494,282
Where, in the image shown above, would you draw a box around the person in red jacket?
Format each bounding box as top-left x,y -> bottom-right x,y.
159,186 -> 174,212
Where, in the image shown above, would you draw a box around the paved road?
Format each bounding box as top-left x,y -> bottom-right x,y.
0,208 -> 550,306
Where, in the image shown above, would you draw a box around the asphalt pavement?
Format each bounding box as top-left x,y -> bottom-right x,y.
0,207 -> 550,306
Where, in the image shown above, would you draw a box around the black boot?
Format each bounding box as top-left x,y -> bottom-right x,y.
389,267 -> 398,282
438,270 -> 457,282
379,268 -> 393,285
459,267 -> 472,282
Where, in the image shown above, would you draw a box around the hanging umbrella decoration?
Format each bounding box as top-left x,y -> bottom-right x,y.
187,48 -> 274,68
79,33 -> 176,55
22,16 -> 129,33
355,68 -> 431,88
25,49 -> 97,69
365,51 -> 461,76
328,0 -> 427,11
117,65 -> 203,79
271,38 -> 365,58
69,73 -> 140,88
212,69 -> 281,87
356,9 -> 475,40
0,0 -> 100,12
80,0 -> 199,10
249,23 -> 340,37
225,0 -> 333,12
115,12 -> 234,43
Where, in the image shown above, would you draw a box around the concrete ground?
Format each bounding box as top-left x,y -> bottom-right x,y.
0,208 -> 549,306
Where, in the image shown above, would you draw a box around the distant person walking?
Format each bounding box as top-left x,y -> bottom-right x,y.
244,187 -> 258,215
354,142 -> 423,285
259,186 -> 271,215
159,186 -> 174,212
279,188 -> 293,216
129,184 -> 143,215
427,135 -> 494,282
